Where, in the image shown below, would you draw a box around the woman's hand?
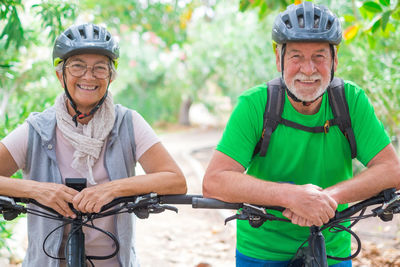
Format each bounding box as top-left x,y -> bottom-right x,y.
32,182 -> 79,218
72,183 -> 115,213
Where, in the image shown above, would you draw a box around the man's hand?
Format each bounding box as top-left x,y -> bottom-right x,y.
284,184 -> 337,226
282,209 -> 314,227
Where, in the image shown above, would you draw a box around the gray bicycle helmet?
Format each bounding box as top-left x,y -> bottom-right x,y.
272,2 -> 342,45
53,23 -> 119,66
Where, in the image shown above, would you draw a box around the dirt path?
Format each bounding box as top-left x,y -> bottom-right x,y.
135,128 -> 236,267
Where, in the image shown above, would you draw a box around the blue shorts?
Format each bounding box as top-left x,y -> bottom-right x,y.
236,249 -> 352,267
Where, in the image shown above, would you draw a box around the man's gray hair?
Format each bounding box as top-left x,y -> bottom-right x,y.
275,43 -> 337,56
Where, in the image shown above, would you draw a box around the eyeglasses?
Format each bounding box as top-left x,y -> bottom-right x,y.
65,62 -> 111,79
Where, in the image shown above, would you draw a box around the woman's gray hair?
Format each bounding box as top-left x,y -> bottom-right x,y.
54,58 -> 118,81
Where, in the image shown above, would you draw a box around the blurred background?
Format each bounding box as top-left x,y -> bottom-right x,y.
1,0 -> 399,265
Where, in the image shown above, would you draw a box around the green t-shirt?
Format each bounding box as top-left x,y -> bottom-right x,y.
216,80 -> 390,264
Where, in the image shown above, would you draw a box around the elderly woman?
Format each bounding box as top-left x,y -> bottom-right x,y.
0,23 -> 187,267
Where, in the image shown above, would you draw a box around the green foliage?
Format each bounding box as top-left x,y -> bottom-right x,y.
0,0 -> 24,49
80,0 -> 197,47
112,2 -> 278,123
0,220 -> 13,256
239,0 -> 290,18
362,1 -> 384,13
112,32 -> 183,123
32,0 -> 78,41
184,2 -> 276,101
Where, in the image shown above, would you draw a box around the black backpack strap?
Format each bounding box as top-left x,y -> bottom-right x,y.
253,78 -> 285,157
327,78 -> 357,159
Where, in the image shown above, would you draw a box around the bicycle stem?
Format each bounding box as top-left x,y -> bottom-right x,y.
308,226 -> 328,267
67,215 -> 86,267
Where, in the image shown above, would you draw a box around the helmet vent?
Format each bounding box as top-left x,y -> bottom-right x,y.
314,15 -> 320,28
94,28 -> 99,39
326,19 -> 333,30
105,34 -> 111,41
66,33 -> 74,40
79,29 -> 86,39
298,15 -> 304,28
282,15 -> 292,29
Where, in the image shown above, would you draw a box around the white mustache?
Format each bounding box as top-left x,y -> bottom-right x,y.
294,73 -> 322,82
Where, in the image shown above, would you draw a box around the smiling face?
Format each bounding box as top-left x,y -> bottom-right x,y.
276,42 -> 338,102
56,54 -> 112,115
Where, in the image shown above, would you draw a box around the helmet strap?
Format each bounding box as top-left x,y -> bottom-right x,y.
62,63 -> 112,127
329,44 -> 335,82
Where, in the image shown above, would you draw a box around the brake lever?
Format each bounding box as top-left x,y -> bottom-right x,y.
0,196 -> 27,221
158,204 -> 178,213
372,192 -> 400,222
224,204 -> 284,228
224,212 -> 249,225
132,203 -> 178,219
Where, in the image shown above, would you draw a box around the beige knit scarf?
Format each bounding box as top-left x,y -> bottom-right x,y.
54,92 -> 115,185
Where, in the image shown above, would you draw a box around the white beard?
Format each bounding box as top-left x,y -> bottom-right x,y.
285,73 -> 330,102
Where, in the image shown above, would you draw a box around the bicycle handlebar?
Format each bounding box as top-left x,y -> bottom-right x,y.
2,188 -> 399,224
192,197 -> 242,209
1,189 -> 400,267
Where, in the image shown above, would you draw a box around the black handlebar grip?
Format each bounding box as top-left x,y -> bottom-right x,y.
192,197 -> 242,209
159,194 -> 199,205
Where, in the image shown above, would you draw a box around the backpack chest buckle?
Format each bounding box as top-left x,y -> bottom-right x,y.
324,120 -> 330,134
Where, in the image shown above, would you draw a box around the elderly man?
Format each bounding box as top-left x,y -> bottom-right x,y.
203,2 -> 400,267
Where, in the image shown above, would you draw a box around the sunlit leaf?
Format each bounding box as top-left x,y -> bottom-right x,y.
343,25 -> 359,40
258,2 -> 268,19
381,11 -> 391,30
362,1 -> 383,13
391,9 -> 400,20
294,0 -> 302,5
379,0 -> 390,7
371,18 -> 381,32
239,0 -> 251,12
343,14 -> 356,22
251,0 -> 262,7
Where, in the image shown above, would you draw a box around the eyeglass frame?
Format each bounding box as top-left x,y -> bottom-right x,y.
63,60 -> 113,79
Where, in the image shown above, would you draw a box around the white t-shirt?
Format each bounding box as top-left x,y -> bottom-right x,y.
1,109 -> 160,267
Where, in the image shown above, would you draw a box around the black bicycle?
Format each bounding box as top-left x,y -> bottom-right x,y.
1,188 -> 399,266
0,179 -> 195,267
191,188 -> 400,267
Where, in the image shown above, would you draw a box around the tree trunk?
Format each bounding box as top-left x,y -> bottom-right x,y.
178,96 -> 192,126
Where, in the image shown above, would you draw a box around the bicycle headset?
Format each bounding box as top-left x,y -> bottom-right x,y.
52,23 -> 120,126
